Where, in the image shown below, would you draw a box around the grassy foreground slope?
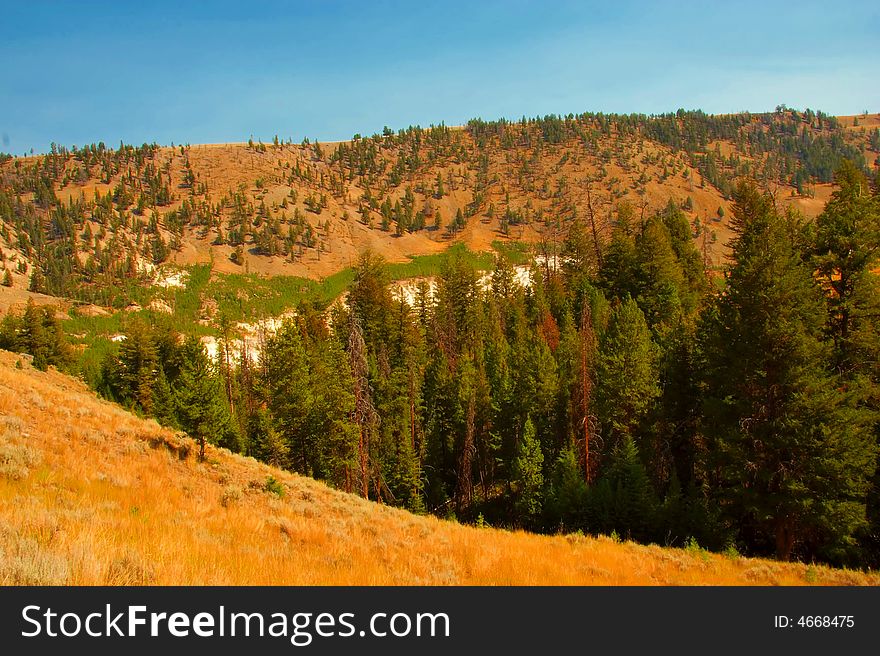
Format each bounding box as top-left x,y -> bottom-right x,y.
0,350 -> 876,586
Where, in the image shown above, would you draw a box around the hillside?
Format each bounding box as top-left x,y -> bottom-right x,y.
1,109 -> 878,306
0,350 -> 876,586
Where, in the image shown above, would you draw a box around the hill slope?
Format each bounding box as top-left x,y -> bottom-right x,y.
0,350 -> 875,586
1,109 -> 878,306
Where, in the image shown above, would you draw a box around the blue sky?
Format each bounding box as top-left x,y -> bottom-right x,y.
2,0 -> 878,155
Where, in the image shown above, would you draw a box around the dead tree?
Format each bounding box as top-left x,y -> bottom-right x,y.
584,182 -> 604,268
347,313 -> 378,499
454,392 -> 476,513
700,215 -> 712,273
579,302 -> 600,484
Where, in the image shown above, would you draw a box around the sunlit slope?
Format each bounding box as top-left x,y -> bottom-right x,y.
0,350 -> 876,586
3,112 -> 875,291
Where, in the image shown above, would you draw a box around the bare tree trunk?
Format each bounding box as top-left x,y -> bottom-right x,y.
775,516 -> 795,561
409,377 -> 416,453
580,303 -> 597,484
585,183 -> 603,268
348,313 -> 378,499
455,393 -> 476,513
701,222 -> 712,272
221,318 -> 235,416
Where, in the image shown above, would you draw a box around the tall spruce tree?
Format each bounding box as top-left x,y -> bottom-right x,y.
813,160 -> 880,564
513,417 -> 544,523
114,321 -> 160,412
175,336 -> 239,459
634,217 -> 686,328
700,181 -> 877,561
595,296 -> 660,460
263,320 -> 316,474
604,434 -> 656,542
813,160 -> 880,375
547,445 -> 588,530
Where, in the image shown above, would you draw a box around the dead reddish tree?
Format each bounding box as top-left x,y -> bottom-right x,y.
454,392 -> 476,513
579,302 -> 599,484
347,313 -> 378,499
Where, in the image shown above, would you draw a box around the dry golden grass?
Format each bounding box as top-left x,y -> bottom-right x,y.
0,349 -> 876,586
0,285 -> 67,316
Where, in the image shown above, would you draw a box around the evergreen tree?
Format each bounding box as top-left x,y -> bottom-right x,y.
21,300 -> 50,370
348,250 -> 392,345
247,408 -> 290,468
660,200 -> 707,311
634,217 -> 685,327
813,160 -> 880,375
28,267 -> 46,294
599,218 -> 637,301
114,321 -> 159,413
0,313 -> 19,352
423,344 -> 459,508
653,319 -> 701,487
595,297 -> 660,457
546,445 -> 588,530
263,320 -> 316,474
151,365 -> 176,427
346,312 -> 378,498
604,434 -> 656,541
312,337 -> 360,491
513,417 -> 544,523
700,181 -> 877,561
175,336 -> 239,459
813,160 -> 880,565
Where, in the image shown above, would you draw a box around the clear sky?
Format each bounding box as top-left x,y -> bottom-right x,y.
2,0 -> 878,155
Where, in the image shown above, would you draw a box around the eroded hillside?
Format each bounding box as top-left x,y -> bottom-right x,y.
1,109 -> 877,305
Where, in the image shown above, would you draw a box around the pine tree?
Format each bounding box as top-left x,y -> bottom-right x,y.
547,445 -> 588,530
454,356 -> 478,513
20,301 -> 50,370
434,171 -> 444,199
513,417 -> 544,522
634,217 -> 685,327
605,434 -> 656,541
660,200 -> 707,310
0,312 -> 19,352
423,345 -> 458,508
348,250 -> 392,346
247,408 -> 290,468
490,253 -> 520,302
599,219 -> 637,301
561,218 -> 598,292
575,300 -> 598,482
654,319 -> 701,487
813,161 -> 880,565
174,336 -> 239,459
700,180 -> 877,561
263,320 -> 315,474
2,268 -> 12,287
595,297 -> 659,456
813,160 -> 880,375
311,335 -> 359,492
28,267 -> 46,294
115,321 -> 159,413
